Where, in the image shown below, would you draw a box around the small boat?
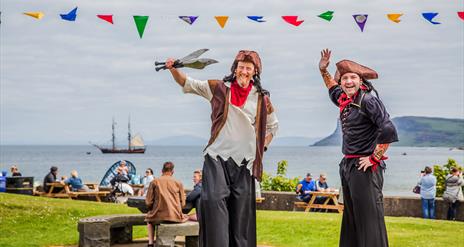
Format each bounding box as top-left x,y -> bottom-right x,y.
86,152 -> 91,155
92,117 -> 146,154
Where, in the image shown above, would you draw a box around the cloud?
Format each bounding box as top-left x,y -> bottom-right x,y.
1,0 -> 463,144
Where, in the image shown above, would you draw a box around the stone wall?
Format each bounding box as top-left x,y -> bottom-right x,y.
257,191 -> 464,221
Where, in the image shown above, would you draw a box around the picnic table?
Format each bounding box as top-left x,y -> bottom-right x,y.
294,190 -> 344,213
40,182 -> 109,202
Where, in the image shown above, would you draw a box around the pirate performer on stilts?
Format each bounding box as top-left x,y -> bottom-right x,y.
163,50 -> 278,247
318,49 -> 398,247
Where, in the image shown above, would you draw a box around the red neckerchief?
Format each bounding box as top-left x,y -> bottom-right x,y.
337,85 -> 368,112
230,80 -> 253,107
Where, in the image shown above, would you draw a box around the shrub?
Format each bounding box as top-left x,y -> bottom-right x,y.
261,160 -> 300,192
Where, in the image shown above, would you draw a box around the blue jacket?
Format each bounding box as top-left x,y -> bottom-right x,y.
419,174 -> 437,199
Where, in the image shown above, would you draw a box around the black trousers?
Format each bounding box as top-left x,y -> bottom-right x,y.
339,158 -> 389,247
447,201 -> 459,220
199,154 -> 256,247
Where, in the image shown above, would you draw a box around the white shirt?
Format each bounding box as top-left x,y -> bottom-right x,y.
183,76 -> 279,171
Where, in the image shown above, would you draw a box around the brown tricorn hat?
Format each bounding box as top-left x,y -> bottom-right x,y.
334,60 -> 378,82
231,50 -> 262,75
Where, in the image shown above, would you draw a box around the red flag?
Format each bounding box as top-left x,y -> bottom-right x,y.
97,15 -> 113,24
458,12 -> 464,21
282,16 -> 304,26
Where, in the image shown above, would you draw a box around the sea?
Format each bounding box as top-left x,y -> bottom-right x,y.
0,145 -> 463,196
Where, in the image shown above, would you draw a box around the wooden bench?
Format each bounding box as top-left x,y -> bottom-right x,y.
39,182 -> 109,202
78,214 -> 199,247
256,197 -> 265,204
294,191 -> 344,213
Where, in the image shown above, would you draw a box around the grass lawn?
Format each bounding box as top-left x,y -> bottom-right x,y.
1,193 -> 463,247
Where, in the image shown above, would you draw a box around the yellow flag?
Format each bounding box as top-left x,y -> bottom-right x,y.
387,13 -> 403,23
23,12 -> 45,20
215,16 -> 229,28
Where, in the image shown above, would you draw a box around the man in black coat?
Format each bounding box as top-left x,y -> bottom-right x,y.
318,49 -> 398,247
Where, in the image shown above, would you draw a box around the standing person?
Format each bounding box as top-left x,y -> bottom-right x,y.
183,169 -> 203,221
296,173 -> 317,203
318,49 -> 398,247
145,162 -> 188,247
443,167 -> 463,220
138,168 -> 154,196
418,166 -> 437,219
163,50 -> 279,247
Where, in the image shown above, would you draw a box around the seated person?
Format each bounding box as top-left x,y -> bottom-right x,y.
10,165 -> 22,177
296,173 -> 316,203
110,167 -> 134,195
315,173 -> 330,204
145,161 -> 188,247
138,168 -> 154,196
43,166 -> 61,193
183,169 -> 202,221
118,160 -> 130,176
62,170 -> 90,192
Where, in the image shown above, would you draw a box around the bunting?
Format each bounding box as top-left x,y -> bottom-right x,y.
318,11 -> 334,22
23,12 -> 44,20
387,13 -> 403,23
133,16 -> 149,38
353,14 -> 368,32
179,16 -> 198,25
215,16 -> 229,28
422,12 -> 441,24
97,15 -> 113,24
459,12 -> 464,21
247,16 -> 266,23
60,7 -> 78,21
282,16 -> 304,26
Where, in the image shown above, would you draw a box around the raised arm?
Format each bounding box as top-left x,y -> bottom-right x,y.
319,49 -> 338,89
166,58 -> 187,87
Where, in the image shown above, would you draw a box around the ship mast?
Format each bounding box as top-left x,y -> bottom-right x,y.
128,115 -> 131,150
112,117 -> 116,150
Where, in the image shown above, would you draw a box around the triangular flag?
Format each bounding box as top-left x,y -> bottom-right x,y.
282,16 -> 304,26
422,13 -> 441,24
458,12 -> 464,21
179,16 -> 198,25
247,16 -> 266,23
387,13 -> 403,23
318,11 -> 334,22
215,16 -> 229,28
97,15 -> 113,24
23,12 -> 44,20
133,16 -> 149,38
353,14 -> 368,32
60,7 -> 78,21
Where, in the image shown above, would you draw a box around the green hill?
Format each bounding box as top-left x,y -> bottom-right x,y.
313,116 -> 464,147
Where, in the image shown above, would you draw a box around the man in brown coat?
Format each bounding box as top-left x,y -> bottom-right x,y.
145,161 -> 188,247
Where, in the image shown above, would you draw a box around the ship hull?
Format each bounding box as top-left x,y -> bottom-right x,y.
99,148 -> 145,154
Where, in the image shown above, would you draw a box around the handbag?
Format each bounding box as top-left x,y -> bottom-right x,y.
412,185 -> 421,194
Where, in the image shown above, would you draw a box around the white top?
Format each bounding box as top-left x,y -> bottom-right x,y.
183,76 -> 279,171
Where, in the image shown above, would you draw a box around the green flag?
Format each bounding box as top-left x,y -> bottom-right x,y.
318,11 -> 334,22
133,16 -> 149,38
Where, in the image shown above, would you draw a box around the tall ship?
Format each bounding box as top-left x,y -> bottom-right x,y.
92,117 -> 146,154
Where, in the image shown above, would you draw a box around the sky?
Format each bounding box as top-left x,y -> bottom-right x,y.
1,0 -> 463,145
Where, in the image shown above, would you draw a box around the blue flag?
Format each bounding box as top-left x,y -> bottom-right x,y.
422,13 -> 441,24
60,7 -> 78,21
247,16 -> 266,22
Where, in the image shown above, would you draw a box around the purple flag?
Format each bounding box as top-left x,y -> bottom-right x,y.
353,14 -> 368,32
179,16 -> 198,25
